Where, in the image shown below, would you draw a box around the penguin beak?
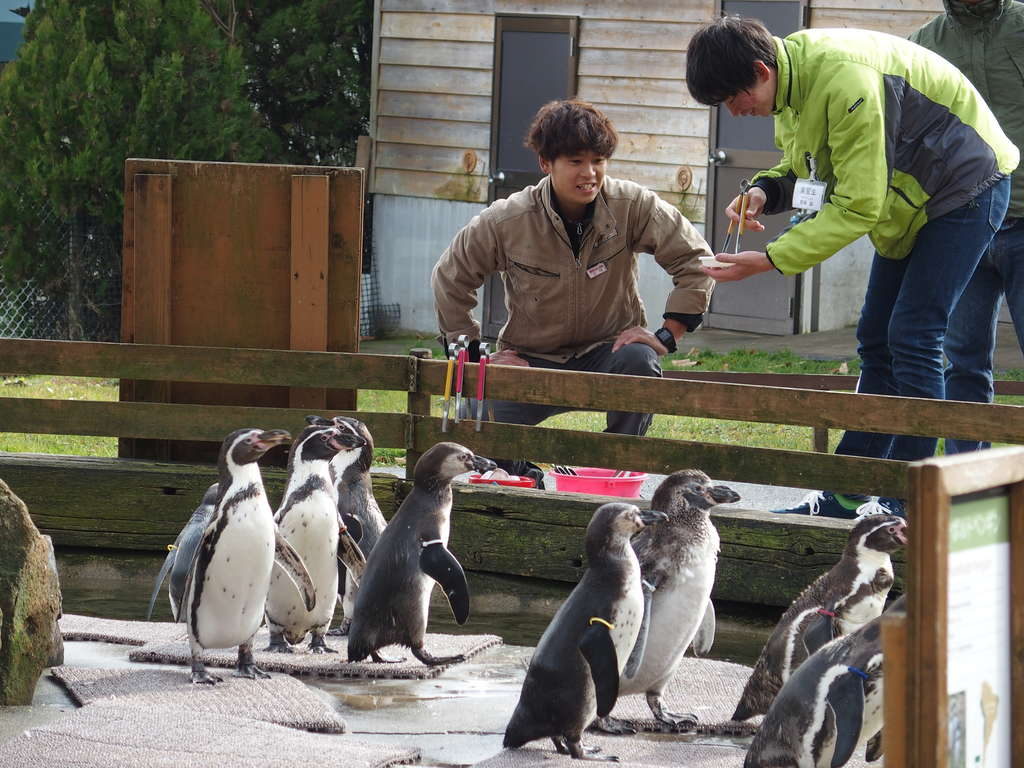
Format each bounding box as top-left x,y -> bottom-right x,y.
472,455 -> 497,474
254,430 -> 291,450
638,510 -> 668,526
709,484 -> 741,505
334,432 -> 367,450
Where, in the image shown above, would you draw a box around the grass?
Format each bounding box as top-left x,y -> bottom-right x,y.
2,337 -> 1020,461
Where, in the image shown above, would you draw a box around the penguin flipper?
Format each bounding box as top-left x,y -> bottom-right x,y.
624,579 -> 656,678
342,513 -> 364,544
865,730 -> 883,762
146,550 -> 176,621
420,542 -> 470,624
803,611 -> 837,656
579,622 -> 619,718
690,600 -> 716,657
826,672 -> 866,767
337,526 -> 366,585
273,530 -> 317,611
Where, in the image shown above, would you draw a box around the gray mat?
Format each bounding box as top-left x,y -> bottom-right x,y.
0,698 -> 419,768
475,734 -> 876,768
59,613 -> 188,646
129,627 -> 504,679
51,666 -> 347,734
604,657 -> 761,736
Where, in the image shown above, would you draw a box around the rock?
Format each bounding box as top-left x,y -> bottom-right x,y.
0,480 -> 63,705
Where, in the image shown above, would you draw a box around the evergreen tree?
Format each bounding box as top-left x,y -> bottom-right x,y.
237,0 -> 371,166
0,0 -> 277,338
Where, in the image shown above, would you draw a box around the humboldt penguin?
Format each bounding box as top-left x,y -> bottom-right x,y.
264,424 -> 367,653
732,514 -> 907,721
146,482 -> 219,621
182,428 -> 316,684
744,595 -> 904,767
595,469 -> 740,734
305,414 -> 389,636
346,441 -> 494,665
503,502 -> 668,761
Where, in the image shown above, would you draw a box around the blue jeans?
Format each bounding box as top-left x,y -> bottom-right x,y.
835,176 -> 1010,464
944,217 -> 1024,454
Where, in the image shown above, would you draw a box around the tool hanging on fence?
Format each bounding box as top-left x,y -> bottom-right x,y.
475,342 -> 489,432
454,335 -> 469,423
441,342 -> 457,433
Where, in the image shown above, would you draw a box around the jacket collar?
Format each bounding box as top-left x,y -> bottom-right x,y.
773,36 -> 796,114
945,0 -> 1008,28
538,174 -> 618,242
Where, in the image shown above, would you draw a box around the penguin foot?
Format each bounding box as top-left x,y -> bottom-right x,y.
234,663 -> 271,679
370,650 -> 406,664
649,695 -> 699,732
264,642 -> 295,654
411,646 -> 465,667
307,637 -> 338,654
566,739 -> 619,762
590,716 -> 638,735
327,618 -> 352,637
190,667 -> 223,685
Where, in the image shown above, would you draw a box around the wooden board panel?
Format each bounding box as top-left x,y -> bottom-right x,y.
382,0 -> 712,20
581,18 -> 695,52
377,91 -> 491,123
0,340 -> 409,390
381,11 -> 494,43
615,132 -> 708,166
374,167 -> 489,203
379,37 -> 492,70
811,0 -> 941,9
577,75 -> 698,109
289,175 -> 330,410
808,8 -> 938,35
578,48 -> 686,80
376,143 -> 492,175
378,63 -> 492,96
599,103 -> 708,138
611,159 -> 707,198
377,116 -> 491,150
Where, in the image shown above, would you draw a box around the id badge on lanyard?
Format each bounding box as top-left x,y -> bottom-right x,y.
792,152 -> 827,212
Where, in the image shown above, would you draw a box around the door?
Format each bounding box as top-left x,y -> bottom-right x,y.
706,0 -> 807,334
480,15 -> 578,340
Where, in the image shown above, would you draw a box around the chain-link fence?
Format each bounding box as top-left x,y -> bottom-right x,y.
0,183 -> 122,342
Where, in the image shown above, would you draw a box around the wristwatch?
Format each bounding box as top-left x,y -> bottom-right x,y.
653,327 -> 677,354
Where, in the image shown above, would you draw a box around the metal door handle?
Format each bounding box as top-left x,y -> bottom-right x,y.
708,149 -> 727,166
489,171 -> 506,183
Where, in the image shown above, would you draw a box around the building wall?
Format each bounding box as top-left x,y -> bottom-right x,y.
370,0 -> 945,336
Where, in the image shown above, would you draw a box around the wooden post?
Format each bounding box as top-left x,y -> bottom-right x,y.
881,608 -> 909,767
406,348 -> 432,480
812,426 -> 829,453
289,174 -> 330,410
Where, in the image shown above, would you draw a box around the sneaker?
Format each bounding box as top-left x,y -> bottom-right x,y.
771,490 -> 870,519
856,497 -> 906,518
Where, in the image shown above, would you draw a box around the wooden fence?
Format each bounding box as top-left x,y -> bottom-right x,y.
2,337 -> 1022,605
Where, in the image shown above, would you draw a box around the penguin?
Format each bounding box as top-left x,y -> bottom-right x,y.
503,502 -> 668,761
346,441 -> 495,665
732,514 -> 907,721
305,414 -> 388,636
594,469 -> 741,734
182,428 -> 317,684
744,595 -> 905,768
264,424 -> 368,653
146,481 -> 219,621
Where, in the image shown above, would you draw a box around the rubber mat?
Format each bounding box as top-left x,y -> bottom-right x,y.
128,627 -> 503,679
59,614 -> 188,646
51,665 -> 347,733
0,698 -> 418,768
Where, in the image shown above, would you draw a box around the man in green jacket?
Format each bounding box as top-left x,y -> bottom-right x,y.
911,0 -> 1024,454
686,16 -> 1017,518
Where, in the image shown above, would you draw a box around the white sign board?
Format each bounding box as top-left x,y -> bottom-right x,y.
946,493 -> 1012,768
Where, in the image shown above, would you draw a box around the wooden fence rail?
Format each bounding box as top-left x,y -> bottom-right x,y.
2,338 -> 1024,500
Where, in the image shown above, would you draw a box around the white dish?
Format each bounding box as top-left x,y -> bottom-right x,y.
699,255 -> 733,268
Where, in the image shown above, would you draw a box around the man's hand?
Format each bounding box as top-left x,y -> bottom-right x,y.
613,326 -> 670,354
700,250 -> 774,282
726,186 -> 767,233
489,348 -> 530,367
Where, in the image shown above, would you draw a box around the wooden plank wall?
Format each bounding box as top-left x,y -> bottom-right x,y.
371,0 -> 944,216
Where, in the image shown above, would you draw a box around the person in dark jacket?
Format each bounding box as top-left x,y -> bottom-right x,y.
911,0 -> 1024,454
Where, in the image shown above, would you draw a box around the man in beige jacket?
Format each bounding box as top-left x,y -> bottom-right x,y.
431,99 -> 715,483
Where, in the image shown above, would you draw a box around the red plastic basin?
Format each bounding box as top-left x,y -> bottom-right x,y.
467,473 -> 537,488
552,467 -> 647,498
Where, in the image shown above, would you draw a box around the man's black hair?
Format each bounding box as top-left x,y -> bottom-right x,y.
525,99 -> 618,162
686,15 -> 778,106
